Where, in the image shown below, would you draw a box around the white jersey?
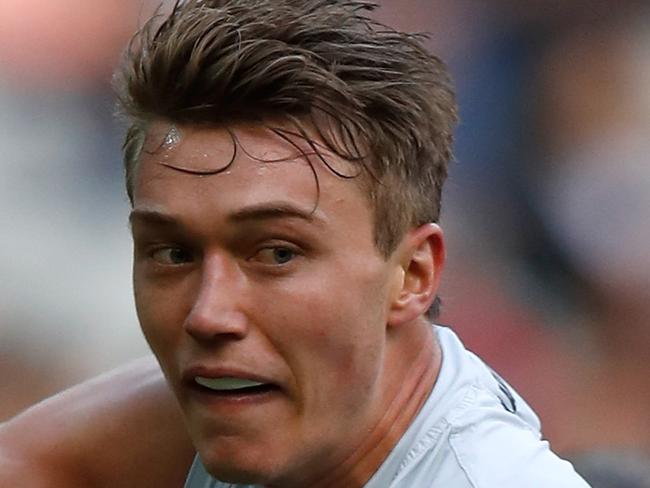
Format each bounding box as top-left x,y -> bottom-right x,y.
184,326 -> 591,487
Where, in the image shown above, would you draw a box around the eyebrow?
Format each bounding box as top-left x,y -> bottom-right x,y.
129,202 -> 324,229
227,202 -> 324,225
129,209 -> 179,228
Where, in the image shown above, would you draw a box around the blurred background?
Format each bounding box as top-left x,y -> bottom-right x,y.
1,0 -> 649,484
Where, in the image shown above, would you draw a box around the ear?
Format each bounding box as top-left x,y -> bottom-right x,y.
387,223 -> 445,327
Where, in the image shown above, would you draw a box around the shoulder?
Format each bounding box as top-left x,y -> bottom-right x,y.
0,357 -> 194,488
393,386 -> 590,487
393,327 -> 590,487
445,389 -> 589,487
0,418 -> 86,487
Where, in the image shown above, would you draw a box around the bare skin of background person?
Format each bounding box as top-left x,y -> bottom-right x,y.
0,358 -> 193,488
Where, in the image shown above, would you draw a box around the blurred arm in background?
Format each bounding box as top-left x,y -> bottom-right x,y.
0,357 -> 193,488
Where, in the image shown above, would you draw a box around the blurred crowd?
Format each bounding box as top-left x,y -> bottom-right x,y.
1,1 -> 649,485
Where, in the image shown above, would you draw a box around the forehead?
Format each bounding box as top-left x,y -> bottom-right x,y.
132,121 -> 372,228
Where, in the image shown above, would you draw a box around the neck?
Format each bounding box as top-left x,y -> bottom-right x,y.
310,323 -> 441,488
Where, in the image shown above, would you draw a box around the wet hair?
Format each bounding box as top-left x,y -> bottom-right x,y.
115,0 -> 458,316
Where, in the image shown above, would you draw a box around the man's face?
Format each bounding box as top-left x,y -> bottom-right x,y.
131,123 -> 403,485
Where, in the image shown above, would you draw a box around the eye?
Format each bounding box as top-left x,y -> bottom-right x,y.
253,246 -> 297,265
150,246 -> 193,265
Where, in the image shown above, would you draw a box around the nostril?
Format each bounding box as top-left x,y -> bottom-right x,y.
183,308 -> 249,342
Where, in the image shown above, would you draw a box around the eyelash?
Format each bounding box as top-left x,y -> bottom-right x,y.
250,245 -> 301,266
140,240 -> 304,269
149,246 -> 194,265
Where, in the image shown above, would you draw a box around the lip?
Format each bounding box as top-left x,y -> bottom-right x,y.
182,364 -> 278,386
180,364 -> 283,406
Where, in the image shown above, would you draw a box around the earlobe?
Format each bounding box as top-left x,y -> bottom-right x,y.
387,224 -> 444,327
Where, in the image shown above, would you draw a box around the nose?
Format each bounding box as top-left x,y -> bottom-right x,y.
182,254 -> 249,342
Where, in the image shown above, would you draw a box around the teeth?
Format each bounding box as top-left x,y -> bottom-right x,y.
195,376 -> 266,391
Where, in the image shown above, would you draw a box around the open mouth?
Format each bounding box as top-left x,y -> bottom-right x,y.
193,376 -> 278,396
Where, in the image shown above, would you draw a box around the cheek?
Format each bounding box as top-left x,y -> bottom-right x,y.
295,312 -> 383,421
133,275 -> 187,357
271,265 -> 388,397
134,289 -> 164,353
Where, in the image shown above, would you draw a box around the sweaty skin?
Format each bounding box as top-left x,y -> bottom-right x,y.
0,357 -> 194,488
132,122 -> 444,486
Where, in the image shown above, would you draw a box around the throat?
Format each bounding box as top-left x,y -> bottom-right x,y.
311,333 -> 441,488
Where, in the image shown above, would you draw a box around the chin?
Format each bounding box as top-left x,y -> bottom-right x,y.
200,449 -> 285,486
